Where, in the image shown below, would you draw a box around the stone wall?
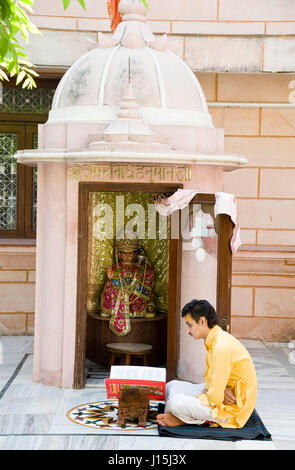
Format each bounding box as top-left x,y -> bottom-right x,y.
199,71 -> 295,342
0,245 -> 36,335
26,0 -> 295,72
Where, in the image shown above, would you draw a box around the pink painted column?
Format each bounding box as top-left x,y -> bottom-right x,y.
178,170 -> 220,383
178,251 -> 217,383
33,163 -> 67,387
62,177 -> 79,387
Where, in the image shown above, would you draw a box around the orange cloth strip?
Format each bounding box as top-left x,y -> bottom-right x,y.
107,0 -> 122,33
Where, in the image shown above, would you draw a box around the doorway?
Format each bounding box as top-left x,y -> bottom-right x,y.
74,182 -> 182,388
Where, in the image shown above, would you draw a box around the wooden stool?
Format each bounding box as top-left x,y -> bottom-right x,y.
106,343 -> 153,367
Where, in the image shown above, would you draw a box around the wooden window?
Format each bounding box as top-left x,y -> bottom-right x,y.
0,122 -> 40,238
0,79 -> 59,238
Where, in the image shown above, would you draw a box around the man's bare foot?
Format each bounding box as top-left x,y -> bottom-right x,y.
156,413 -> 165,423
156,412 -> 185,427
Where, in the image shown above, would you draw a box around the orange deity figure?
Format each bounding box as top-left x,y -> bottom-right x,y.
101,238 -> 155,336
107,0 -> 122,33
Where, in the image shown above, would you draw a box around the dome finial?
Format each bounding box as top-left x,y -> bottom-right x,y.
103,0 -> 151,49
119,0 -> 148,22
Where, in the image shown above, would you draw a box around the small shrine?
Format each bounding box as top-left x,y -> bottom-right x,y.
17,0 -> 246,388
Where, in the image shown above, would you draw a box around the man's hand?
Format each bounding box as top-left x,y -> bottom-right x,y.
223,386 -> 236,405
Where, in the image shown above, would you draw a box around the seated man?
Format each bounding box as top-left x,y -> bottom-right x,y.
156,299 -> 257,429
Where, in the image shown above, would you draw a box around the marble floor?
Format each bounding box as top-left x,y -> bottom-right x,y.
0,336 -> 294,450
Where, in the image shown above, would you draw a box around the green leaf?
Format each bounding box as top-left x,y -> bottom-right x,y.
22,66 -> 39,77
63,0 -> 86,11
63,0 -> 71,9
17,1 -> 34,14
0,0 -> 53,88
22,76 -> 31,88
9,67 -> 17,77
18,60 -> 33,68
20,23 -> 29,42
15,4 -> 30,22
0,68 -> 9,81
0,0 -> 13,22
78,0 -> 86,10
27,22 -> 42,35
16,69 -> 26,84
141,0 -> 149,8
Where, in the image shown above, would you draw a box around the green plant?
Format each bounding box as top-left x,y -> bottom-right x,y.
62,0 -> 86,10
0,0 -> 41,88
0,0 -> 86,89
0,0 -> 149,90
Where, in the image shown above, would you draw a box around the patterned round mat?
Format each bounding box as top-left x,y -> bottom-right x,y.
66,399 -> 159,431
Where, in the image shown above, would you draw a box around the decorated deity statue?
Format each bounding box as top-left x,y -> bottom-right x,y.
101,237 -> 155,336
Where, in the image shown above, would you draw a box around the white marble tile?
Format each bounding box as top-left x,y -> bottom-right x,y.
0,380 -> 9,390
256,388 -> 295,406
0,435 -> 44,450
85,380 -> 106,388
12,355 -> 33,376
0,354 -> 25,380
10,375 -> 35,385
0,336 -> 34,355
235,440 -> 277,450
0,435 -> 119,450
253,354 -> 282,364
259,419 -> 295,440
257,368 -> 290,379
264,342 -> 290,348
256,377 -> 295,390
117,436 -> 236,450
273,439 -> 295,450
3,382 -> 65,399
49,389 -> 118,435
0,397 -> 62,415
0,354 -> 23,364
240,339 -> 267,349
0,414 -> 54,434
39,435 -> 119,450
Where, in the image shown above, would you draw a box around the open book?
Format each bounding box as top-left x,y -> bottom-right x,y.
105,366 -> 166,401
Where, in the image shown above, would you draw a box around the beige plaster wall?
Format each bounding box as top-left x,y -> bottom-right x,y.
0,246 -> 36,335
26,0 -> 295,72
200,71 -> 295,342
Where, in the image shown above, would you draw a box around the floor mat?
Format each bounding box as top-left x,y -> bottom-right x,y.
157,403 -> 272,441
66,399 -> 161,434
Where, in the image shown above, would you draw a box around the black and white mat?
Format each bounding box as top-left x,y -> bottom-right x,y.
66,399 -> 161,434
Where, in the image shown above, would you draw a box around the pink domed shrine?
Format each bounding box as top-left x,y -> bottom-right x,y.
17,0 -> 246,388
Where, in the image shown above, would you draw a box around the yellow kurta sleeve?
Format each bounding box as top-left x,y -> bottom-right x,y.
204,355 -> 210,391
205,347 -> 232,406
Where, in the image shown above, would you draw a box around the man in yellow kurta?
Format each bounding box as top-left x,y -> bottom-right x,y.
156,299 -> 257,429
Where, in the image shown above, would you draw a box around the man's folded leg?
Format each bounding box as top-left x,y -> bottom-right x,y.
164,393 -> 212,425
165,380 -> 205,401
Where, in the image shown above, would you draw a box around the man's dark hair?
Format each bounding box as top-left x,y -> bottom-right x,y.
181,299 -> 218,328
